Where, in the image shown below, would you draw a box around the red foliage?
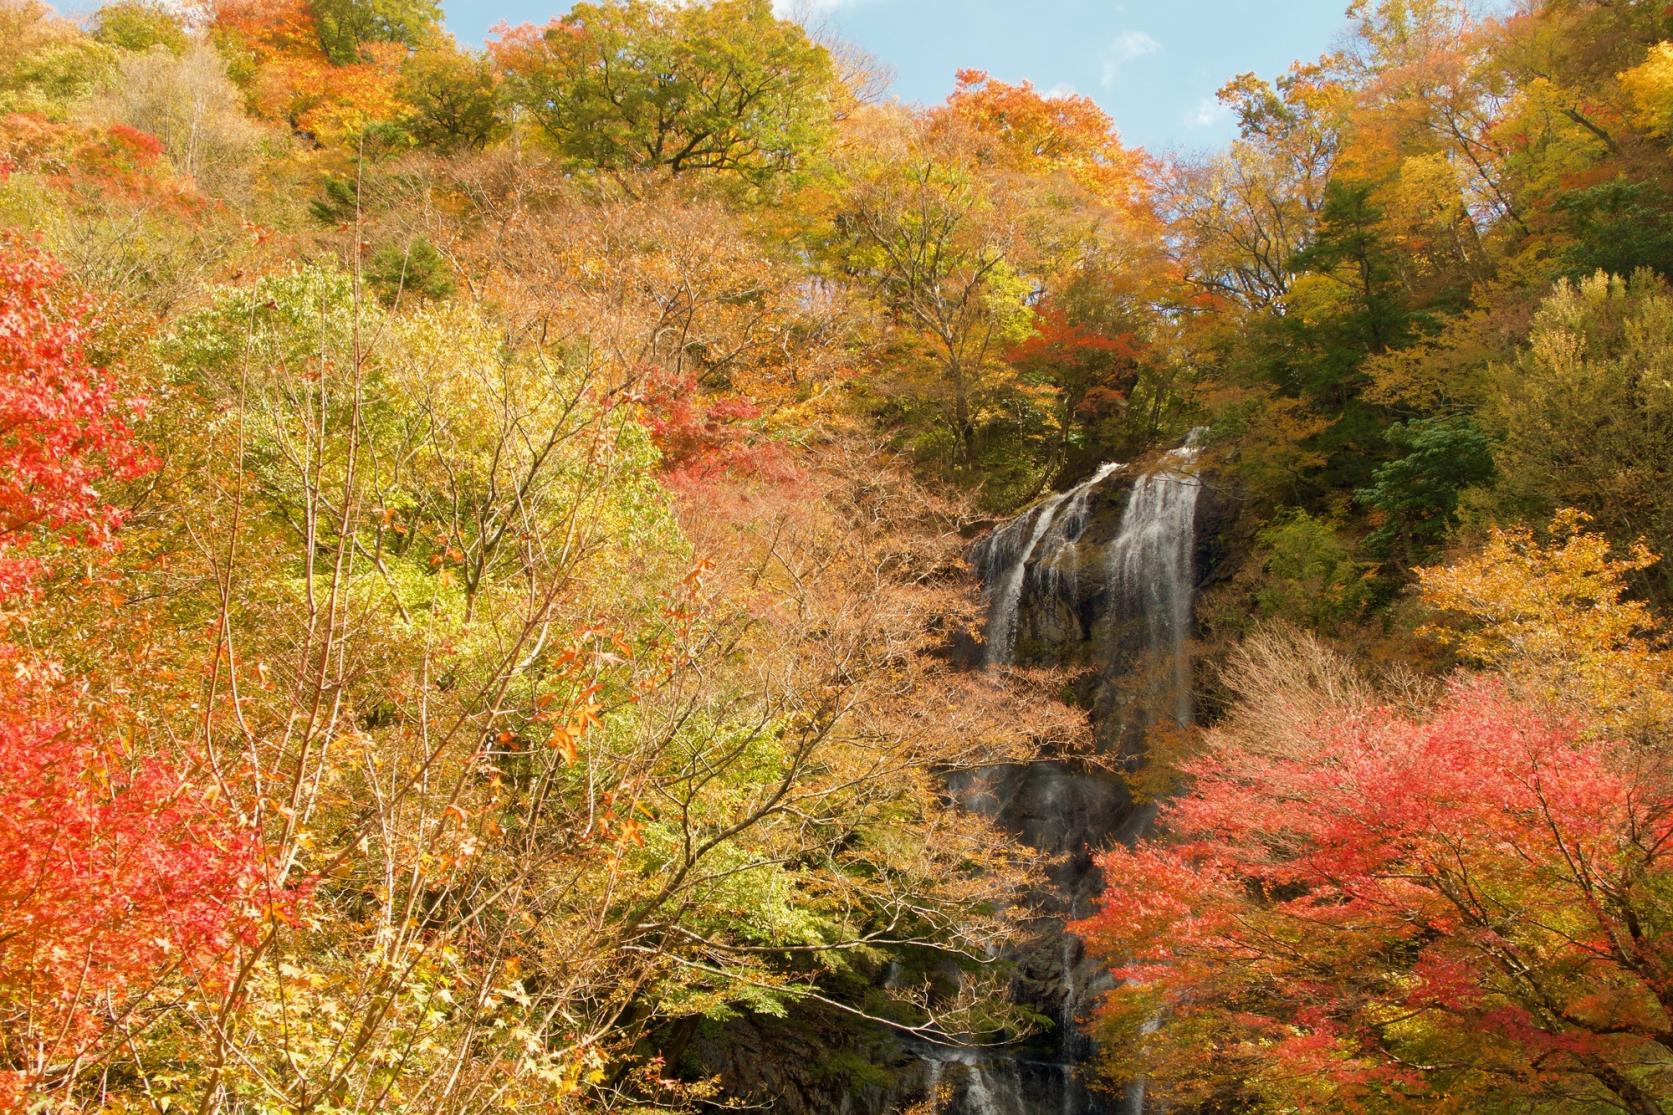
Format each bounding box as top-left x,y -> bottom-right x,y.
0,653 -> 266,1099
0,238 -> 154,597
97,123 -> 165,164
0,115 -> 202,215
0,242 -> 258,1104
1006,302 -> 1142,419
636,371 -> 796,488
1074,684 -> 1673,1110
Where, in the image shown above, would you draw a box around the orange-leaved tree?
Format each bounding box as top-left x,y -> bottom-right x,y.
209,0 -> 428,144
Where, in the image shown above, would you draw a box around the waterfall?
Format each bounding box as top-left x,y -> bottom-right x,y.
972,463 -> 1121,667
913,1048 -> 1058,1115
1102,438 -> 1203,729
1105,436 -> 1203,1115
1123,1017 -> 1161,1115
913,437 -> 1204,1115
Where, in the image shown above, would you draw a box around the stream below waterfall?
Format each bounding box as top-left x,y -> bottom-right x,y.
904,437 -> 1205,1115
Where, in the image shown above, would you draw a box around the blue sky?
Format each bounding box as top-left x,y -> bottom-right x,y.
441,1 -> 1356,155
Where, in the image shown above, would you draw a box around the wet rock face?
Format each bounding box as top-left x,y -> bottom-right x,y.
926,443 -> 1227,1115
982,463 -> 1229,684
686,1016 -> 903,1115
970,463 -> 1126,669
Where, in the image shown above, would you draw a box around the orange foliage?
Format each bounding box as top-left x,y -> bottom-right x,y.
211,0 -> 402,144
0,113 -> 204,214
941,69 -> 1150,212
0,241 -> 262,1106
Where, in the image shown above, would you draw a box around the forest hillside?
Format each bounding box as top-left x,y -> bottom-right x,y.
1,1 -> 1672,1112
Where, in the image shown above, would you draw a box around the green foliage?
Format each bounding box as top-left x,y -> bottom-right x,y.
1254,510 -> 1369,629
91,1 -> 187,54
1243,179 -> 1420,499
398,46 -> 501,151
1556,178 -> 1673,281
366,238 -> 455,305
0,25 -> 114,117
1289,181 -> 1411,361
1356,415 -> 1495,564
496,0 -> 836,183
308,173 -> 360,224
311,0 -> 442,65
1492,270 -> 1673,598
163,264 -> 364,386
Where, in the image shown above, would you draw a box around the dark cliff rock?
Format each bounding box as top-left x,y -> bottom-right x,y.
935,447 -> 1232,1114
683,446 -> 1234,1115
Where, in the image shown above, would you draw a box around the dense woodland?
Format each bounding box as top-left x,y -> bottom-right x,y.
2,0 -> 1673,1110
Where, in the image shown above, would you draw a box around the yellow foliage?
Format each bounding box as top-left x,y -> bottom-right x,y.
1417,510 -> 1673,739
1620,41 -> 1673,138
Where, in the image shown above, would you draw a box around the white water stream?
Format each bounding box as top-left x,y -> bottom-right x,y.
930,439 -> 1203,1115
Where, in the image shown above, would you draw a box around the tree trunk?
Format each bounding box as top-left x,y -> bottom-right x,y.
949,355 -> 974,468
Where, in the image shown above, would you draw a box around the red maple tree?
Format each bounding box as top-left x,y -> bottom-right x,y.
1074,682 -> 1673,1114
0,240 -> 264,1105
0,237 -> 153,597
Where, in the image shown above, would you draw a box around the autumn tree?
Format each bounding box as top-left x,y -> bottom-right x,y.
397,44 -> 501,151
0,239 -> 266,1109
0,238 -> 152,595
92,0 -> 188,54
1168,61 -> 1342,310
208,0 -> 419,144
1418,509 -> 1673,740
0,662 -> 267,1107
493,0 -> 836,183
70,256 -> 1063,1111
1489,270 -> 1673,598
829,79 -> 1158,486
92,42 -> 266,197
830,111 -> 1035,470
942,68 -> 1147,205
311,0 -> 440,65
935,71 -> 1170,473
1076,627 -> 1673,1115
0,0 -> 114,117
1340,0 -> 1520,235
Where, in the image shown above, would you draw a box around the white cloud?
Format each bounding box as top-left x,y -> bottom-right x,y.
1190,95 -> 1231,128
1044,82 -> 1081,101
1100,30 -> 1161,87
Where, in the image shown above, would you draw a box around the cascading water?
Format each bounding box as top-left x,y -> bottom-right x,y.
975,463 -> 1122,668
913,437 -> 1205,1115
1102,436 -> 1203,731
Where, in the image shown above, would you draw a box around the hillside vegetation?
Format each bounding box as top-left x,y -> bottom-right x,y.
1,0 -> 1672,1111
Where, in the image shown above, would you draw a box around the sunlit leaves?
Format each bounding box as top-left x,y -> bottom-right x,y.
0,242 -> 256,1106
1418,509 -> 1673,738
1076,644 -> 1673,1113
0,656 -> 266,1102
1488,270 -> 1673,597
492,0 -> 835,184
0,237 -> 152,597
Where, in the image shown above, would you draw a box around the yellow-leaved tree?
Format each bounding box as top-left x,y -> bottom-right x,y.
1418,509 -> 1673,741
